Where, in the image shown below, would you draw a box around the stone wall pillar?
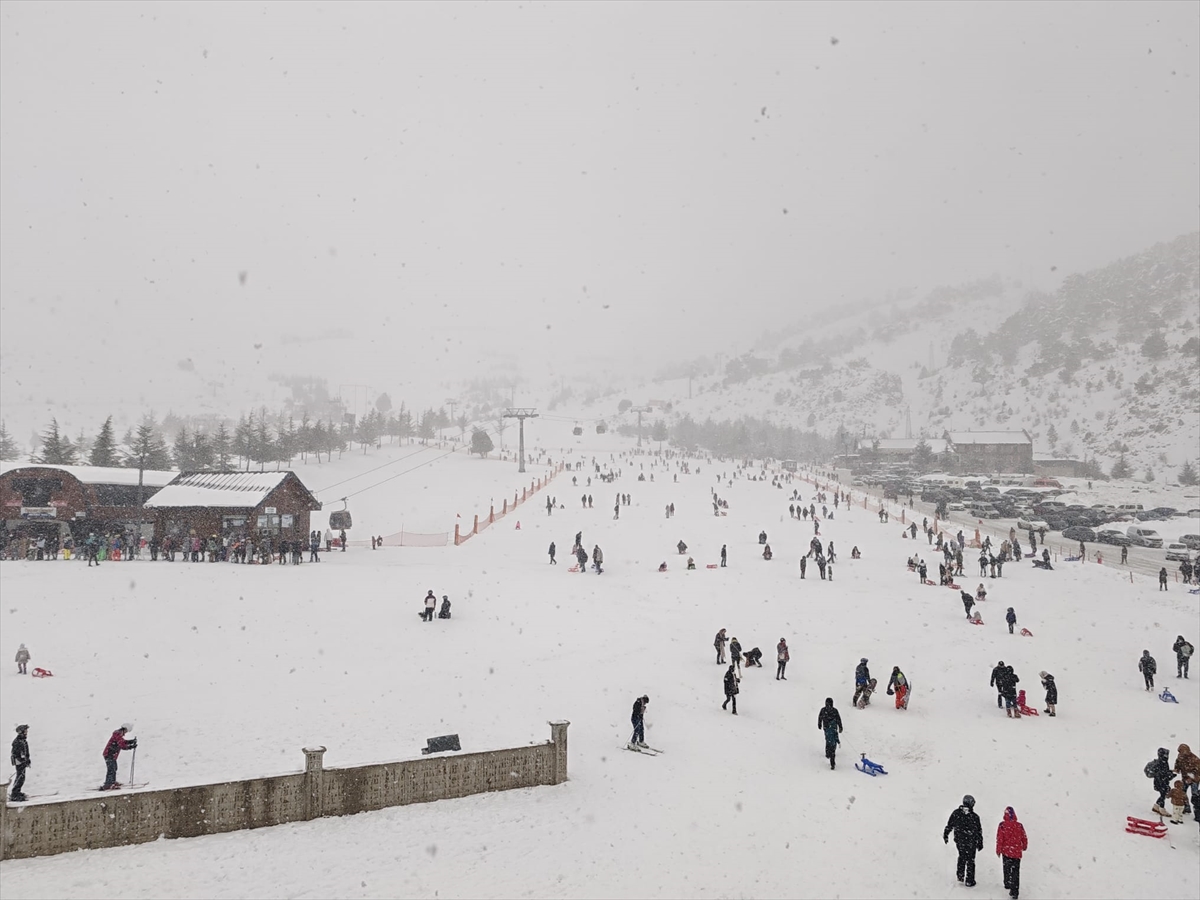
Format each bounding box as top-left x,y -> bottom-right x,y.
548,721 -> 570,785
303,746 -> 326,820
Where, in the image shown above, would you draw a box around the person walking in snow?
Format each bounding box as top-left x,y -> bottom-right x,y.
817,698 -> 843,769
1148,747 -> 1173,815
887,666 -> 909,709
1039,671 -> 1057,716
548,541 -> 557,565
100,724 -> 137,790
1159,567 -> 1169,591
423,590 -> 437,622
9,724 -> 30,802
852,658 -> 872,708
1139,650 -> 1157,691
720,544 -> 727,567
961,591 -> 975,620
944,795 -> 984,887
592,545 -> 604,574
729,637 -> 743,674
15,643 -> 30,675
799,555 -> 807,579
576,545 -> 588,571
999,666 -> 1020,718
629,695 -> 649,748
776,638 -> 790,680
991,660 -> 1007,708
995,806 -> 1028,900
714,628 -> 728,664
722,665 -> 740,714
1005,607 -> 1017,635
1173,635 -> 1193,679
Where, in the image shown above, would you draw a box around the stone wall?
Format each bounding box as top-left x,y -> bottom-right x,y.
0,721 -> 569,861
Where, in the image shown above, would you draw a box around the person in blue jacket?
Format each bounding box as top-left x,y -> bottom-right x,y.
852,658 -> 871,707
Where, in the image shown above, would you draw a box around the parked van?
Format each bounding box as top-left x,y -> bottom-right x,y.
1118,503 -> 1144,513
1126,526 -> 1163,548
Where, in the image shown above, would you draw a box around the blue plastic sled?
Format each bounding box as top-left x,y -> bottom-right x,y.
1159,688 -> 1179,704
855,754 -> 888,776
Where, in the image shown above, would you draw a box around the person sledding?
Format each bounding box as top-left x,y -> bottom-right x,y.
677,540 -> 688,555
762,544 -> 773,561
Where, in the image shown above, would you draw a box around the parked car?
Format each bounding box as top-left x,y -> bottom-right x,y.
1035,501 -> 1068,514
1097,529 -> 1133,547
1187,509 -> 1200,519
1126,526 -> 1164,548
948,501 -> 965,511
1138,507 -> 1178,521
1091,504 -> 1117,516
1179,534 -> 1200,551
1117,503 -> 1144,514
1062,526 -> 1098,543
969,504 -> 1000,519
1165,543 -> 1193,562
1017,517 -> 1050,532
1033,477 -> 1063,488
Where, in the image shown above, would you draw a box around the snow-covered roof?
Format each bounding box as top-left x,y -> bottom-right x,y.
945,431 -> 1032,446
0,461 -> 178,488
857,438 -> 949,454
144,471 -> 290,509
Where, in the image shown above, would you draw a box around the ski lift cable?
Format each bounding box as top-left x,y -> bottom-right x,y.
313,446 -> 432,495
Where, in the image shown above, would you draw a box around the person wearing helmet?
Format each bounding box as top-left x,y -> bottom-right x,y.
10,724 -> 30,802
944,794 -> 984,886
852,658 -> 871,708
100,724 -> 137,791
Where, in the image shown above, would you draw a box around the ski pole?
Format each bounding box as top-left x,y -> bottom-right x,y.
130,745 -> 136,788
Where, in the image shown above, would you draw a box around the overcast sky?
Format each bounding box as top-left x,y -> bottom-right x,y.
2,0 -> 1197,422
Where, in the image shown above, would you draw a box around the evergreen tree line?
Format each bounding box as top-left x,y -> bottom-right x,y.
0,400 -> 477,471
667,414 -> 837,461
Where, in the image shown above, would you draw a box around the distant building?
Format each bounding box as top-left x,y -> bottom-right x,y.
144,470 -> 321,543
943,430 -> 1033,474
856,438 -> 949,459
1034,458 -> 1088,479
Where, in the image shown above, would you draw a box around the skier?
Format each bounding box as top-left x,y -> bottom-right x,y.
943,795 -> 984,887
817,698 -> 843,769
995,806 -> 1028,900
1173,635 -> 1194,679
722,665 -> 740,714
1148,747 -> 1173,815
9,724 -> 30,802
548,541 -> 557,565
720,544 -> 727,568
1006,607 -> 1017,635
1039,671 -> 1057,716
629,695 -> 649,748
714,628 -> 728,664
15,643 -> 30,675
886,666 -> 909,709
776,638 -> 789,680
990,661 -> 1007,704
1139,650 -> 1157,691
101,724 -> 137,790
852,658 -> 872,708
423,590 -> 436,622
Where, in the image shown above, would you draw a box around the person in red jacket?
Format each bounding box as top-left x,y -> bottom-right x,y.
100,723 -> 137,790
995,806 -> 1028,900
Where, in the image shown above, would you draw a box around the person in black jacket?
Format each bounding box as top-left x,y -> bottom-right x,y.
1139,650 -> 1157,691
1174,635 -> 1194,679
998,666 -> 1020,718
990,661 -> 1006,708
629,695 -> 649,748
9,724 -> 30,802
1149,747 -> 1173,814
1039,671 -> 1057,716
722,665 -> 740,714
944,795 -> 984,886
817,698 -> 843,769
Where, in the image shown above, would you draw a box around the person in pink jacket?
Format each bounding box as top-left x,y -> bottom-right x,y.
995,806 -> 1028,900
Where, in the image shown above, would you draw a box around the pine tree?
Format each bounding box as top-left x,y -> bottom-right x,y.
253,416 -> 273,471
298,413 -> 313,461
126,416 -> 172,471
470,428 -> 494,457
0,420 -> 19,461
651,419 -> 669,451
1178,460 -> 1198,486
419,409 -> 436,440
173,426 -> 194,471
191,430 -> 214,471
913,437 -> 933,472
1110,453 -> 1133,480
37,418 -> 76,464
234,415 -> 254,470
396,404 -> 414,443
211,421 -> 233,469
89,416 -> 119,467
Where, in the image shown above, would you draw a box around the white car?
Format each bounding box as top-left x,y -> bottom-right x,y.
1017,517 -> 1049,532
1165,543 -> 1192,562
948,501 -> 965,511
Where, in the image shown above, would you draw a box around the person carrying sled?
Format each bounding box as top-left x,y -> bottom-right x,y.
852,658 -> 872,708
887,666 -> 909,709
629,695 -> 649,748
817,698 -> 843,769
9,724 -> 30,802
944,794 -> 984,887
995,806 -> 1028,900
722,665 -> 740,714
101,724 -> 137,790
1173,635 -> 1193,679
1139,650 -> 1157,691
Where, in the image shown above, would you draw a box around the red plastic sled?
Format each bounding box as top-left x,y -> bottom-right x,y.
706,564 -> 718,569
1019,705 -> 1039,717
31,667 -> 53,678
1126,816 -> 1168,838
969,618 -> 985,626
946,583 -> 961,590
1020,628 -> 1034,637
567,566 -> 580,573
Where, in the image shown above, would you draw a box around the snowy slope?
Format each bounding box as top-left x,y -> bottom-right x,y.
1,418 -> 1197,900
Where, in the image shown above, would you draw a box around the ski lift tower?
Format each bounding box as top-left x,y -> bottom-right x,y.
631,406 -> 653,448
502,407 -> 539,473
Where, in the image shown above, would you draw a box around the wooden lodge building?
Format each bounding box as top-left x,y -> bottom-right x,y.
143,471 -> 322,542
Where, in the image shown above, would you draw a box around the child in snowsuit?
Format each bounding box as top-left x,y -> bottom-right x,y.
1006,607 -> 1017,634
1168,779 -> 1188,824
1039,671 -> 1057,716
887,666 -> 909,709
1139,650 -> 1157,690
15,643 -> 30,675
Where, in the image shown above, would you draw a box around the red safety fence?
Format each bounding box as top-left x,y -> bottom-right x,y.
455,463 -> 565,546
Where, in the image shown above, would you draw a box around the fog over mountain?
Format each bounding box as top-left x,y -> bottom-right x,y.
2,1 -> 1197,439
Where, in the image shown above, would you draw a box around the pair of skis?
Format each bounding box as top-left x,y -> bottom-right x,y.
625,742 -> 664,756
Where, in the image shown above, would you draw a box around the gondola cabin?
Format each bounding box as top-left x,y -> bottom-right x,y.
572,426 -> 583,436
329,509 -> 353,530
595,422 -> 607,434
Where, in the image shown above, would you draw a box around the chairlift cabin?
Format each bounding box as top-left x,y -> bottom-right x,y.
595,422 -> 608,434
329,498 -> 353,531
572,424 -> 583,436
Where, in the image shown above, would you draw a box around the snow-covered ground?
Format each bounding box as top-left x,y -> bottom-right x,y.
2,419 -> 1197,899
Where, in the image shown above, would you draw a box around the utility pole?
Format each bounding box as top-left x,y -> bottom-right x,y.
632,406 -> 653,448
502,408 -> 539,473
